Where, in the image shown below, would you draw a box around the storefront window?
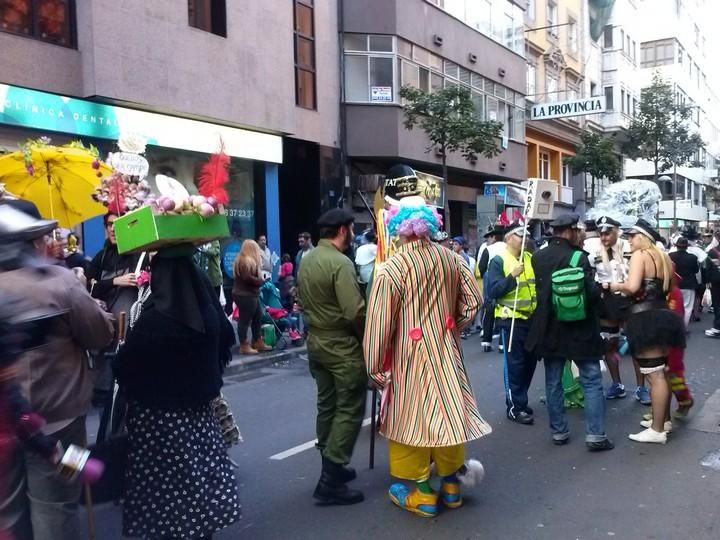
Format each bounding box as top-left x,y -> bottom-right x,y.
0,0 -> 74,46
144,146 -> 256,242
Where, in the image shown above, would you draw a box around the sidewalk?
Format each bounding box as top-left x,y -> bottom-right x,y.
225,343 -> 307,376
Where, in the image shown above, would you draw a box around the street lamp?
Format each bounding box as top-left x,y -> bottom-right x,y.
658,174 -> 677,231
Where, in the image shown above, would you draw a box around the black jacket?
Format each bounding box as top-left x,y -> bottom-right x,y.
115,283 -> 235,409
669,250 -> 699,290
525,237 -> 603,360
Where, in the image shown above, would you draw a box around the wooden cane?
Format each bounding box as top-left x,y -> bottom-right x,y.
369,388 -> 378,469
84,482 -> 96,540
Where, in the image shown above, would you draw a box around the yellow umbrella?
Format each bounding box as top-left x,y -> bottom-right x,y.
0,141 -> 111,228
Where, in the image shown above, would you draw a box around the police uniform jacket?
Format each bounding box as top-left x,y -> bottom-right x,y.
525,237 -> 603,360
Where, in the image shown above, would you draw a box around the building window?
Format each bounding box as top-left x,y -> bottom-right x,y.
632,97 -> 638,116
188,0 -> 226,36
526,0 -> 535,21
620,29 -> 625,50
294,0 -> 316,109
567,17 -> 578,55
527,63 -> 536,97
626,34 -> 631,56
562,163 -> 571,187
675,0 -> 681,16
694,24 -> 699,47
603,25 -> 613,48
546,1 -> 558,38
539,151 -> 550,180
640,39 -> 675,68
546,73 -> 558,101
604,86 -> 614,111
620,89 -> 625,113
0,0 -> 75,46
626,92 -> 631,116
632,40 -> 637,62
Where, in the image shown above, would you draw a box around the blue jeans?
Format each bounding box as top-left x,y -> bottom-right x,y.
544,357 -> 607,443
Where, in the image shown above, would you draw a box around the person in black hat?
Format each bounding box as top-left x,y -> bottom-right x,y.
610,219 -> 686,443
526,213 -> 614,451
477,224 -> 507,352
297,208 -> 367,505
588,216 -> 644,401
485,222 -> 538,425
0,202 -> 114,540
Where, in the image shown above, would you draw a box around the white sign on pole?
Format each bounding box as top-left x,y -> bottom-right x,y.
523,178 -> 557,220
108,152 -> 150,178
531,96 -> 606,121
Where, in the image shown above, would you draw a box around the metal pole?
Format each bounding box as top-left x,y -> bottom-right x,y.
507,226 -> 529,353
673,162 -> 678,231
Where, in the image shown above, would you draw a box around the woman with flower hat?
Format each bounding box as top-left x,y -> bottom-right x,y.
364,196 -> 490,518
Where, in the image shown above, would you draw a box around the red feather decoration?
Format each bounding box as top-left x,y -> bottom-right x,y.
107,174 -> 127,215
198,144 -> 230,205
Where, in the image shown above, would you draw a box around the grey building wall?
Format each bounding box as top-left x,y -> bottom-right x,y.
346,106 -> 526,182
342,0 -> 527,181
0,0 -> 339,148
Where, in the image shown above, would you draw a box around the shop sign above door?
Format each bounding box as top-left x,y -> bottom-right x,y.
531,96 -> 606,121
0,84 -> 282,163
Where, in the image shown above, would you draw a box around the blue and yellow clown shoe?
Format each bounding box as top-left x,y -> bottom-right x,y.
439,481 -> 463,509
388,483 -> 438,518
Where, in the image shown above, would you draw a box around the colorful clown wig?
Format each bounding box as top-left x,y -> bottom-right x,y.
384,196 -> 443,239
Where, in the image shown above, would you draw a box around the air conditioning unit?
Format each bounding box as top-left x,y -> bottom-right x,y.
498,67 -> 506,78
499,161 -> 507,171
433,34 -> 444,46
468,53 -> 478,63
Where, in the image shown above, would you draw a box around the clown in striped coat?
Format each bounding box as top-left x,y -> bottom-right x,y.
364,219 -> 492,516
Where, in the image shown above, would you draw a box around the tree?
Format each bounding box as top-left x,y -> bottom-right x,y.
622,72 -> 704,181
398,85 -> 503,184
564,130 -> 620,206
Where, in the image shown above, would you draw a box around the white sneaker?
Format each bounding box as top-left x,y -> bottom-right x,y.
628,427 -> 667,444
705,328 -> 720,338
640,419 -> 672,432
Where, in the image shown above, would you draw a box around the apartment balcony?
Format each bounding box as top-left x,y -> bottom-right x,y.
558,184 -> 574,205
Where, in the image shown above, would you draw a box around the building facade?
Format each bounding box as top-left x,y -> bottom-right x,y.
623,0 -> 720,228
0,0 -> 341,261
523,0 -> 598,215
341,0 -> 528,250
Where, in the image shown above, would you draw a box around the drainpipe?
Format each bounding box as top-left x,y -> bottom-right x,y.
337,0 -> 350,210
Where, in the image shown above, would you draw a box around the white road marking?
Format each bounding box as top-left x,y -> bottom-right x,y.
269,417 -> 373,460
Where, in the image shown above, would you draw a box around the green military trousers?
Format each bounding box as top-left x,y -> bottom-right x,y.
307,332 -> 368,466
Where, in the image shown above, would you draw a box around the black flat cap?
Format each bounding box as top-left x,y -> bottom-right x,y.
550,213 -> 580,229
317,208 -> 355,228
625,218 -> 661,242
584,219 -> 598,232
596,216 -> 621,231
483,224 -> 506,238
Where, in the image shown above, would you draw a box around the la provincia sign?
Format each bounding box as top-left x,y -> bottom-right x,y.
531,96 -> 606,121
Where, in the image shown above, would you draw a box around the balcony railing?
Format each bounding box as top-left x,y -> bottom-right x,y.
558,184 -> 574,205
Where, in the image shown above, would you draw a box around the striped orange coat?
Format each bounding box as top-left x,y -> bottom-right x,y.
364,239 -> 492,447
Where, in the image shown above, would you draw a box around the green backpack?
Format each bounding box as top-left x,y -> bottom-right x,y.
551,251 -> 586,322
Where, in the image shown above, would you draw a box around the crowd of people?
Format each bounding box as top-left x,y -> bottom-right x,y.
2,183 -> 719,537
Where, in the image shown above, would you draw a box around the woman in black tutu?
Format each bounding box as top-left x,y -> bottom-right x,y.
609,220 -> 685,444
115,244 -> 241,539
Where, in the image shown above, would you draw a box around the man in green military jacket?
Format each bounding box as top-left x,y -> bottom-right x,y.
298,208 -> 367,506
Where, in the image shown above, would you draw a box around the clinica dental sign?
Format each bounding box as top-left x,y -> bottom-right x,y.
531,96 -> 606,121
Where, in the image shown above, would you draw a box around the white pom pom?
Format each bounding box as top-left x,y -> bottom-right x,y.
457,459 -> 485,489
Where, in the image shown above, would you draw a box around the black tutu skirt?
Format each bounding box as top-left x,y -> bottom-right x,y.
624,306 -> 686,356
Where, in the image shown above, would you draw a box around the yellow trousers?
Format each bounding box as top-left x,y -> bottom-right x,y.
388,440 -> 465,481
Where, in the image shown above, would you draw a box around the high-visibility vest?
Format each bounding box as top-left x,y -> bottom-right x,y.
494,249 -> 537,320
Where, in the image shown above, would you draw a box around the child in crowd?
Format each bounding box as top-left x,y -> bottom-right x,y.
279,254 -> 294,279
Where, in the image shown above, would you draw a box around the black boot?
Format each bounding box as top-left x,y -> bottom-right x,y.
313,462 -> 364,506
322,457 -> 357,482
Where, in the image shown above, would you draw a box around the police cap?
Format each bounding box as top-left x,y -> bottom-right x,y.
596,215 -> 621,231
550,213 -> 580,229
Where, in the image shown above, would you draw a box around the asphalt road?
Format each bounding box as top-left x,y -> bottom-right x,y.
83,314 -> 720,540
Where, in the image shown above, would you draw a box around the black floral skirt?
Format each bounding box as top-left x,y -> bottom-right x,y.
122,402 -> 241,539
